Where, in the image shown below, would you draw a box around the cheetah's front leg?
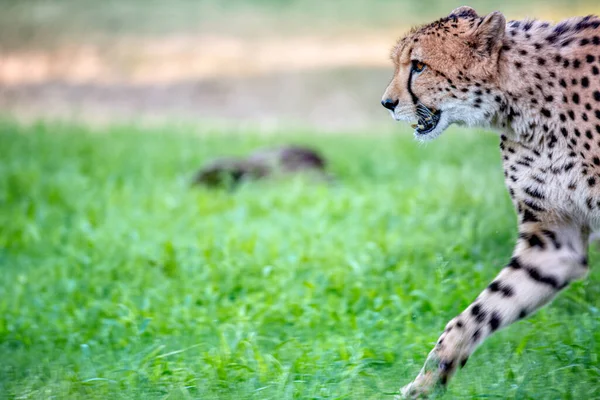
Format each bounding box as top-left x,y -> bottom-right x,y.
399,221 -> 589,399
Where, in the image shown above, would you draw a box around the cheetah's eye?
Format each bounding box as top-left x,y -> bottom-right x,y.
411,60 -> 426,73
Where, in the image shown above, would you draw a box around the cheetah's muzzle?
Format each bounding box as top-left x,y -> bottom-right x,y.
413,103 -> 441,135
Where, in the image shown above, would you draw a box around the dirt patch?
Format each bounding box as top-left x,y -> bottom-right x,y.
0,33 -> 395,85
0,33 -> 399,130
0,66 -> 393,130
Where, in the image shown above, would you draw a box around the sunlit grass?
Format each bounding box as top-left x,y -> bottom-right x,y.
0,120 -> 598,399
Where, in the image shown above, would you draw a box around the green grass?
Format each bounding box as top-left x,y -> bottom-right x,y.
0,120 -> 599,399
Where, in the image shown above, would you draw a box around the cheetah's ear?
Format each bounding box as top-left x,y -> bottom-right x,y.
449,6 -> 478,19
472,11 -> 506,55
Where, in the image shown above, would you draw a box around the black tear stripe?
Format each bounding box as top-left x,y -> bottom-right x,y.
406,68 -> 420,105
406,62 -> 440,106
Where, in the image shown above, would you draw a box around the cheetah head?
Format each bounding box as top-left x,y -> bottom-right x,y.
382,6 -> 506,140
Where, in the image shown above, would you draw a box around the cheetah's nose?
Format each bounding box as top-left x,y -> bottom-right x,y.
381,99 -> 399,111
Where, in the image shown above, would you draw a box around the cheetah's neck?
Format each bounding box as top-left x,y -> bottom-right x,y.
491,21 -> 563,148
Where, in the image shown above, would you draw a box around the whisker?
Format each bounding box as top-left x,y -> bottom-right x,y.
416,104 -> 435,118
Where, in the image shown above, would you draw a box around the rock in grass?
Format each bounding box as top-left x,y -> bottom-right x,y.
192,145 -> 332,188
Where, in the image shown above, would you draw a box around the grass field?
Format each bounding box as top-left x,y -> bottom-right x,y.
1,120 -> 599,399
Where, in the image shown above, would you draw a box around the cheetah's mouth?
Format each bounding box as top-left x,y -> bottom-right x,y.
412,104 -> 442,135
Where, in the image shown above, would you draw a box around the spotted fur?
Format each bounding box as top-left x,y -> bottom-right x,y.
381,6 -> 600,399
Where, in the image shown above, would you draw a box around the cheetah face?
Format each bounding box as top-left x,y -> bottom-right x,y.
381,6 -> 506,141
381,59 -> 447,139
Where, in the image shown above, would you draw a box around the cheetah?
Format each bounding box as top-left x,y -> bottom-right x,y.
380,6 -> 600,398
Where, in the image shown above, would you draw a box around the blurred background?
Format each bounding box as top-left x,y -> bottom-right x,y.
1,0 -> 598,132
